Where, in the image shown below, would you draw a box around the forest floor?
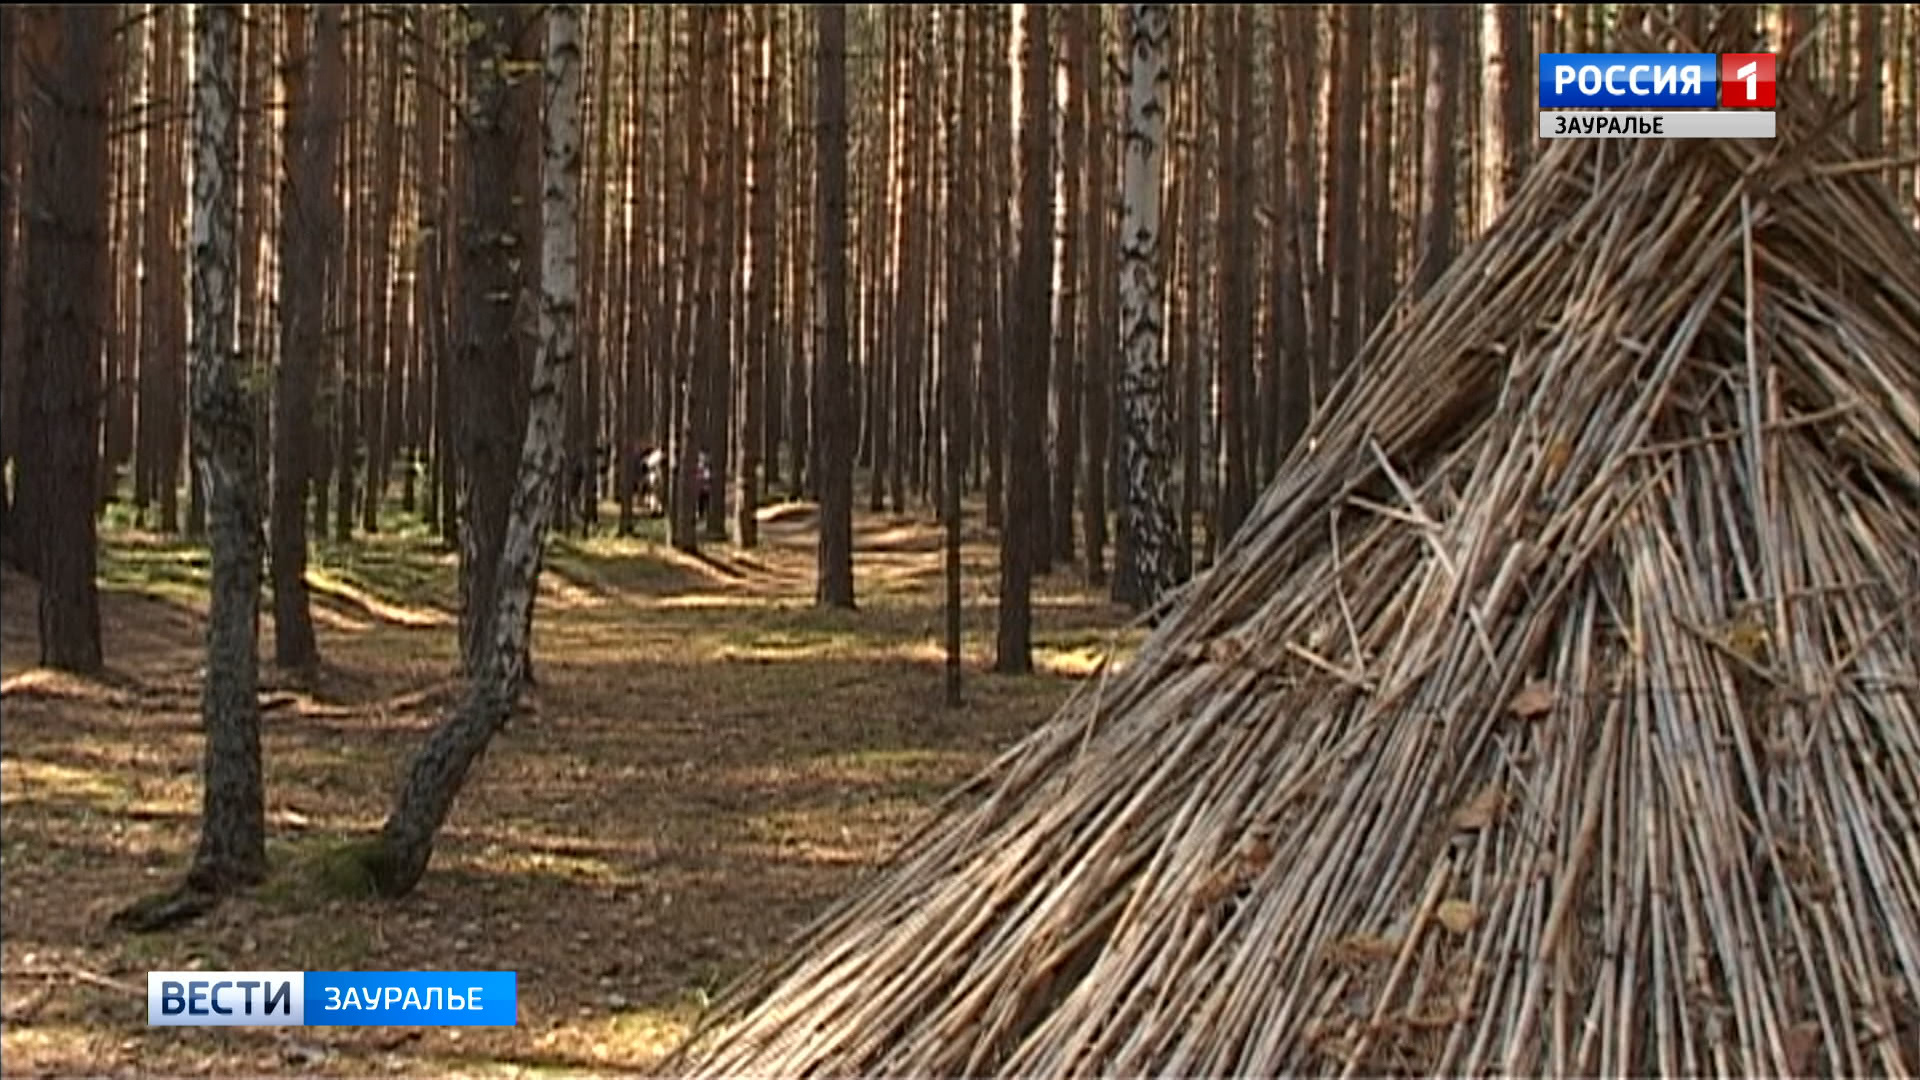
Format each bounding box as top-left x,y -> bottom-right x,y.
0,494 -> 1140,1078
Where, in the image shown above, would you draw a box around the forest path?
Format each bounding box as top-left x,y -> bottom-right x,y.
1,496 -> 1137,1077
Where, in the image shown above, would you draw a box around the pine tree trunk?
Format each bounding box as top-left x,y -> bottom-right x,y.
18,4 -> 109,669
0,4 -> 15,555
1265,7 -> 1306,468
1080,4 -> 1110,587
1052,5 -> 1085,568
1416,6 -> 1462,297
814,4 -> 855,609
1492,5 -> 1533,211
1856,6 -> 1883,154
737,4 -> 774,548
980,8 -> 1007,532
944,4 -> 969,706
1214,4 -> 1254,546
1323,5 -> 1368,383
372,4 -> 581,897
272,3 -> 345,673
996,3 -> 1053,670
363,19 -> 403,535
186,2 -> 267,892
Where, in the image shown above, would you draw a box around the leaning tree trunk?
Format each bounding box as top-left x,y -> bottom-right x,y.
369,4 -> 582,897
456,6 -> 536,676
18,4 -> 109,671
186,3 -> 267,894
271,3 -> 345,673
814,4 -> 855,610
1114,3 -> 1178,614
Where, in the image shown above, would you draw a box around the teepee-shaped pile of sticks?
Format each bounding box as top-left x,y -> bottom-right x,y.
672,42 -> 1920,1080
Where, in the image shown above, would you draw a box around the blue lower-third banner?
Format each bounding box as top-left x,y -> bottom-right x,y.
148,971 -> 518,1027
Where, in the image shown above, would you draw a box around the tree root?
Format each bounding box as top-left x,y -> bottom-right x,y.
108,886 -> 221,934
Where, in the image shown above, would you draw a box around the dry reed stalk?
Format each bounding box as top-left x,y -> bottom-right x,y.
666,25 -> 1920,1079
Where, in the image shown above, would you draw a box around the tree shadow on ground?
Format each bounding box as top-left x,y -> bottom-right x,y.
0,497 -> 1141,1076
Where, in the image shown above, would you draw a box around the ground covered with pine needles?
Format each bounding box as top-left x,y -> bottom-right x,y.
0,499 -> 1137,1077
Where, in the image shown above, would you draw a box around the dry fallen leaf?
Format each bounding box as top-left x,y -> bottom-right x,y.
1436,899 -> 1479,935
1508,679 -> 1556,720
1450,784 -> 1507,832
1329,933 -> 1403,962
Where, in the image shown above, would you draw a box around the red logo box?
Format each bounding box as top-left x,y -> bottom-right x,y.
1720,53 -> 1776,108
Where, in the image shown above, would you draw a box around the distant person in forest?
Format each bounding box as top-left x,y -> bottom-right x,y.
696,450 -> 713,519
635,447 -> 668,518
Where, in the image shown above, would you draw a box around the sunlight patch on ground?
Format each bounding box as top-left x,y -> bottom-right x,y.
0,668 -> 123,703
0,758 -> 134,807
306,567 -> 452,628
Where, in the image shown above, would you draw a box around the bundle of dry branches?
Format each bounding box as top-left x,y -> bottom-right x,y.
669,44 -> 1920,1080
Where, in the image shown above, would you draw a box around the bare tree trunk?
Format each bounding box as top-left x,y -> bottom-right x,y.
1492,5 -> 1532,213
371,4 -> 582,897
1856,6 -> 1883,154
455,5 -> 536,676
1266,7 -> 1311,467
944,4 -> 968,706
1052,4 -> 1085,568
1416,5 -> 1462,297
1081,4 -> 1110,587
1115,3 -> 1177,613
996,3 -> 1053,670
0,4 -> 16,554
815,3 -> 855,609
362,18 -> 403,534
1214,4 -> 1254,545
271,3 -> 345,674
980,8 -> 1007,532
185,2 -> 267,893
1322,5 -> 1368,383
18,4 -> 109,670
737,4 -> 774,548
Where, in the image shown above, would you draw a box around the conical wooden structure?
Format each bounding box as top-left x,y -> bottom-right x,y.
671,46 -> 1920,1080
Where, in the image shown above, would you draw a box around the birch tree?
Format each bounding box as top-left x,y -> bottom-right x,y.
183,2 -> 267,895
362,4 -> 583,896
1115,3 -> 1178,612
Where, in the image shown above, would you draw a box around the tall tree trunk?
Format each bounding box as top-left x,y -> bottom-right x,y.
1856,6 -> 1883,154
272,4 -> 344,673
185,2 -> 267,893
1492,5 -> 1532,212
1080,5 -> 1111,587
1322,5 -> 1368,384
737,4 -> 774,548
456,5 -> 537,676
18,4 -> 109,670
1214,3 -> 1254,546
1052,4 -> 1085,567
371,3 -> 582,897
0,4 -> 16,554
1416,5 -> 1461,297
363,18 -> 403,534
980,8 -> 1007,532
815,4 -> 854,609
701,7 -> 732,543
1265,7 -> 1309,469
944,4 -> 969,706
996,3 -> 1053,671
1115,3 -> 1177,613
334,11 -> 362,545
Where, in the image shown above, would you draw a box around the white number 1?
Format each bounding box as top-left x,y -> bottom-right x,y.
1737,61 -> 1758,101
